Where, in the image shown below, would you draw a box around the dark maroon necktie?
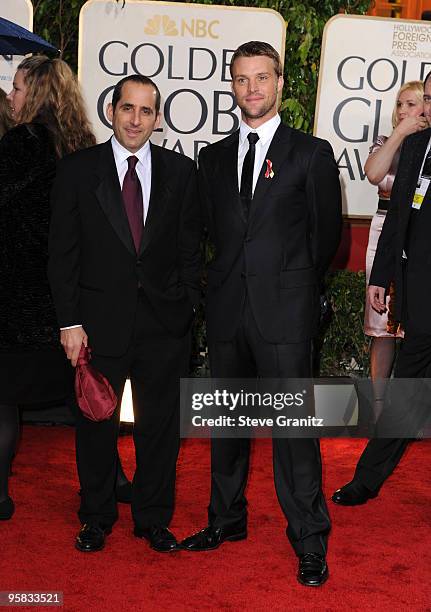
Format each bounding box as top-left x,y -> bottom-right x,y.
122,155 -> 143,252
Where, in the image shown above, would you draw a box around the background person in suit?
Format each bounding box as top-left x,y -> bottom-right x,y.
332,71 -> 431,506
181,41 -> 342,587
48,74 -> 201,553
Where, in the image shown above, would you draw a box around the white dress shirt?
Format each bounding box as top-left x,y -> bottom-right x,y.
237,113 -> 281,195
61,137 -> 151,330
111,134 -> 152,223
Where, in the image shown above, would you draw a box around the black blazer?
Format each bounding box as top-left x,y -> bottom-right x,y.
370,127 -> 431,332
199,123 -> 342,344
48,140 -> 202,356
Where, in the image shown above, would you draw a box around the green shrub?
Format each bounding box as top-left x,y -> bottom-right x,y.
317,270 -> 370,377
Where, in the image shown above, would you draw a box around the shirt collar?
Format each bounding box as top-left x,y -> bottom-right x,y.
239,114 -> 281,147
111,134 -> 151,167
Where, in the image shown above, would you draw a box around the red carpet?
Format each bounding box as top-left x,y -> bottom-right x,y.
1,427 -> 430,611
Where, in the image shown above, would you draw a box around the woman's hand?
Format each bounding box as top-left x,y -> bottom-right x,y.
368,285 -> 386,314
394,114 -> 428,139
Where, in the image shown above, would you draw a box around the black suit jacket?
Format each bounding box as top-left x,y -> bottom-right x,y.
370,127 -> 431,333
48,140 -> 201,356
199,123 -> 342,344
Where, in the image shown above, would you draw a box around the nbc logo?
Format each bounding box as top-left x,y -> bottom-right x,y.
144,15 -> 220,39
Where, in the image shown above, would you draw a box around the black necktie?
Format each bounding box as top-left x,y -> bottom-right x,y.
240,132 -> 259,215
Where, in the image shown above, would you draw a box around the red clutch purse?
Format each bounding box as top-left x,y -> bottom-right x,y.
74,345 -> 117,422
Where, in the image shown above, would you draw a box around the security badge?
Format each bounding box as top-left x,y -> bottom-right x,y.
412,177 -> 430,210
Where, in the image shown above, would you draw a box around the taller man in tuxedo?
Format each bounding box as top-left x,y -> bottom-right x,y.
181,42 -> 342,587
332,71 -> 431,507
48,75 -> 201,553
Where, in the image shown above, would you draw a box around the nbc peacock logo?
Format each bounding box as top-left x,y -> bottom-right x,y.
144,15 -> 220,39
144,15 -> 179,36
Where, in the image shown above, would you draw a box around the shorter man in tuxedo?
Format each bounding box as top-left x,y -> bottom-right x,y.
332,71 -> 431,506
181,41 -> 342,586
48,75 -> 201,552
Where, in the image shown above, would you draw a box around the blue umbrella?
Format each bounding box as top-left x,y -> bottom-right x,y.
0,17 -> 58,55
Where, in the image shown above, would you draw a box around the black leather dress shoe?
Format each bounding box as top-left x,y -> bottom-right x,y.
297,553 -> 328,587
0,496 -> 14,520
134,526 -> 178,552
331,480 -> 378,506
116,482 -> 132,504
180,524 -> 247,551
75,524 -> 111,553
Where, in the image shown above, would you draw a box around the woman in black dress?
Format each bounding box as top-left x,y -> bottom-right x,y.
0,56 -> 96,520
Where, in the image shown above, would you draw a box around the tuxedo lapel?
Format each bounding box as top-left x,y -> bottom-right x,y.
138,143 -> 171,255
399,129 -> 431,232
95,141 -> 136,256
249,124 -> 294,224
220,131 -> 246,224
406,129 -> 430,189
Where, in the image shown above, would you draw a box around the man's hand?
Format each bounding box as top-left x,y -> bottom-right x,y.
60,326 -> 88,367
368,285 -> 386,313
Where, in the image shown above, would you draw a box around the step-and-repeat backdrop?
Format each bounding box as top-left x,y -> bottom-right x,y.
315,14 -> 431,217
79,0 -> 286,160
3,4 -> 430,218
0,0 -> 33,93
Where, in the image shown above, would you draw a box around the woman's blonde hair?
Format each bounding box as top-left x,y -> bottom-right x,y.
0,88 -> 14,138
16,55 -> 96,156
392,80 -> 424,128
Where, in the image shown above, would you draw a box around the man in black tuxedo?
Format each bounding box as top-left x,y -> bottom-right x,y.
181,42 -> 342,587
48,75 -> 201,552
332,71 -> 431,507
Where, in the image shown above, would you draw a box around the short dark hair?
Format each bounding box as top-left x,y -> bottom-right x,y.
424,71 -> 431,88
112,74 -> 161,113
230,41 -> 283,78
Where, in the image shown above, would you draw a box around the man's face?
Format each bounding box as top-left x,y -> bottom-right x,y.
107,81 -> 161,153
231,55 -> 283,127
424,79 -> 431,126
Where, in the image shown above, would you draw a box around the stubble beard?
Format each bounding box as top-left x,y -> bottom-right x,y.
239,95 -> 277,121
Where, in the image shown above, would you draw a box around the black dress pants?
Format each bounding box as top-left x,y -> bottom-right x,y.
76,291 -> 190,529
208,299 -> 330,556
355,331 -> 431,491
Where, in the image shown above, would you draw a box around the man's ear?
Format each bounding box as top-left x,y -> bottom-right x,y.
106,103 -> 114,123
154,112 -> 162,131
277,74 -> 284,94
